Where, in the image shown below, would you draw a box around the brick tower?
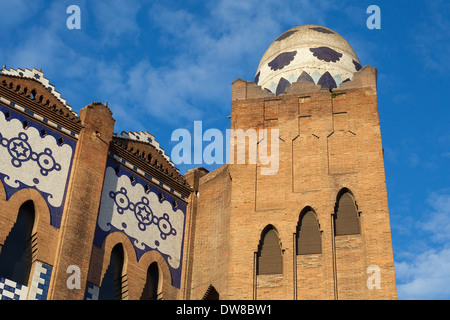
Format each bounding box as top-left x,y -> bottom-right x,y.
184,25 -> 397,300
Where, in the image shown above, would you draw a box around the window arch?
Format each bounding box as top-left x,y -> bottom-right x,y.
257,226 -> 282,275
141,262 -> 160,300
296,208 -> 321,255
202,285 -> 219,300
98,244 -> 125,300
334,190 -> 360,236
0,200 -> 35,286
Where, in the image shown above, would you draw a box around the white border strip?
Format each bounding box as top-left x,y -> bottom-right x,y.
108,151 -> 185,200
0,95 -> 79,139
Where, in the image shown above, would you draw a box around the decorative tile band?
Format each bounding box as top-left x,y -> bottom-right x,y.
1,67 -> 77,116
108,151 -> 185,200
0,96 -> 79,139
113,131 -> 176,169
84,282 -> 100,300
28,261 -> 53,300
94,157 -> 188,289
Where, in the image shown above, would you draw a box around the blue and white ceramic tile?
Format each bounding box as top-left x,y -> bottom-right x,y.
113,131 -> 176,169
0,104 -> 76,228
28,261 -> 53,300
84,282 -> 100,300
255,24 -> 362,94
94,158 -> 187,288
0,277 -> 28,300
1,67 -> 77,116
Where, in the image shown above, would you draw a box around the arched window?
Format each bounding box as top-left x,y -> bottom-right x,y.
257,226 -> 282,275
296,208 -> 321,255
0,201 -> 34,285
334,191 -> 360,236
202,285 -> 219,300
98,244 -> 125,300
141,262 -> 160,300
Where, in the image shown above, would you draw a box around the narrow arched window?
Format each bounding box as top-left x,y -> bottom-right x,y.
0,201 -> 34,286
296,209 -> 321,255
98,244 -> 125,300
202,285 -> 219,300
334,191 -> 360,235
257,226 -> 282,275
141,262 -> 160,300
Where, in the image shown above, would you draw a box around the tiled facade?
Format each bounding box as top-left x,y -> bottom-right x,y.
0,24 -> 397,300
0,67 -> 191,300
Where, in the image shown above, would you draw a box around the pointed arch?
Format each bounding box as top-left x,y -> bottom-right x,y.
95,232 -> 136,300
334,188 -> 360,235
0,200 -> 35,285
136,249 -> 173,300
0,188 -> 49,245
0,187 -> 56,266
256,225 -> 283,275
140,262 -> 160,300
296,207 -> 321,255
202,284 -> 219,300
98,243 -> 126,300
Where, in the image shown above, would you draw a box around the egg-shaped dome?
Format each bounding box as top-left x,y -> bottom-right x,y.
254,25 -> 362,95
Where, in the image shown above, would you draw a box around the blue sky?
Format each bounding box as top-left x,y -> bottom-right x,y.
1,0 -> 449,299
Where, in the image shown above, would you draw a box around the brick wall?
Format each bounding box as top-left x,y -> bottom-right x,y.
187,165 -> 232,299
185,66 -> 397,300
48,102 -> 115,299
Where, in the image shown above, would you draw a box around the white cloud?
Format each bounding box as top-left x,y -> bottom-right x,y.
420,191 -> 450,242
91,0 -> 142,46
1,1 -> 338,129
395,191 -> 450,299
396,246 -> 450,300
0,0 -> 44,29
124,60 -> 205,122
408,152 -> 420,168
411,0 -> 450,73
132,0 -> 334,126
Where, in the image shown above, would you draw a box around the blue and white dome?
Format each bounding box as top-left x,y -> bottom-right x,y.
254,25 -> 362,95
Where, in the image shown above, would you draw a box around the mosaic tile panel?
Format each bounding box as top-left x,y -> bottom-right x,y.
0,103 -> 76,228
28,261 -> 53,300
0,277 -> 28,300
94,158 -> 188,288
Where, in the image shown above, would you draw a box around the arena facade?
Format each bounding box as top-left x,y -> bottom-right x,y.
0,25 -> 396,300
